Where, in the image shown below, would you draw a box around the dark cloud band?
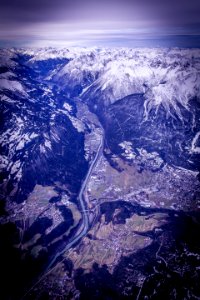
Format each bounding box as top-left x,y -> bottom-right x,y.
0,0 -> 199,47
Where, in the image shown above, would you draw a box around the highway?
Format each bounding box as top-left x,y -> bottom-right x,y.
22,117 -> 104,299
46,131 -> 104,271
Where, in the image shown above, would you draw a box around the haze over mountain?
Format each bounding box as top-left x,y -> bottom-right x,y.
0,0 -> 200,47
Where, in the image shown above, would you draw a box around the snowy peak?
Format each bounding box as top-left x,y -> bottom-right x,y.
0,79 -> 27,96
87,60 -> 153,104
75,48 -> 200,117
1,47 -> 200,118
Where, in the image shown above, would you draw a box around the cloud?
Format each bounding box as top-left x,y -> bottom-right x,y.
0,0 -> 199,47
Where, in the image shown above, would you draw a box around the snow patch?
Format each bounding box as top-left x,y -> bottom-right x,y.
0,79 -> 26,95
190,132 -> 200,154
119,141 -> 136,160
63,102 -> 73,112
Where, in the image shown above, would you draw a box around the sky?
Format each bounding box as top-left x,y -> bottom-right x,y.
0,0 -> 200,47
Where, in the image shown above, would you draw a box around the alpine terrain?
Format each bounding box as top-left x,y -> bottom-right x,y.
0,47 -> 200,300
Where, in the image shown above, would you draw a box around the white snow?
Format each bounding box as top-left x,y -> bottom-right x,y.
49,47 -> 200,118
63,102 -> 73,112
10,160 -> 20,174
67,114 -> 85,133
40,145 -> 46,153
3,47 -> 197,121
44,140 -> 51,150
0,155 -> 9,169
16,140 -> 25,151
0,49 -> 17,67
29,133 -> 38,139
0,79 -> 26,95
92,60 -> 149,103
190,132 -> 200,154
0,95 -> 16,103
14,131 -> 38,151
119,141 -> 136,160
58,108 -> 85,132
0,71 -> 16,79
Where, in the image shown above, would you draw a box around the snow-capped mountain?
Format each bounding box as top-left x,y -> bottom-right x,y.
0,49 -> 88,205
31,48 -> 200,174
54,48 -> 200,116
0,47 -> 200,300
12,47 -> 200,116
0,46 -> 200,202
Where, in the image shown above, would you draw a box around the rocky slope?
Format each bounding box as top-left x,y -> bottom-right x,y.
0,47 -> 200,299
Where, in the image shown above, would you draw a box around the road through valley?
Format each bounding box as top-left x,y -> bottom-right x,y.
46,129 -> 104,271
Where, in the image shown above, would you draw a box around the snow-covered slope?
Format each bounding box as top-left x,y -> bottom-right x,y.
0,78 -> 27,95
0,48 -> 17,67
50,48 -> 200,119
83,59 -> 151,105
0,47 -> 200,300
0,49 -> 88,204
0,46 -> 200,183
11,47 -> 200,119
